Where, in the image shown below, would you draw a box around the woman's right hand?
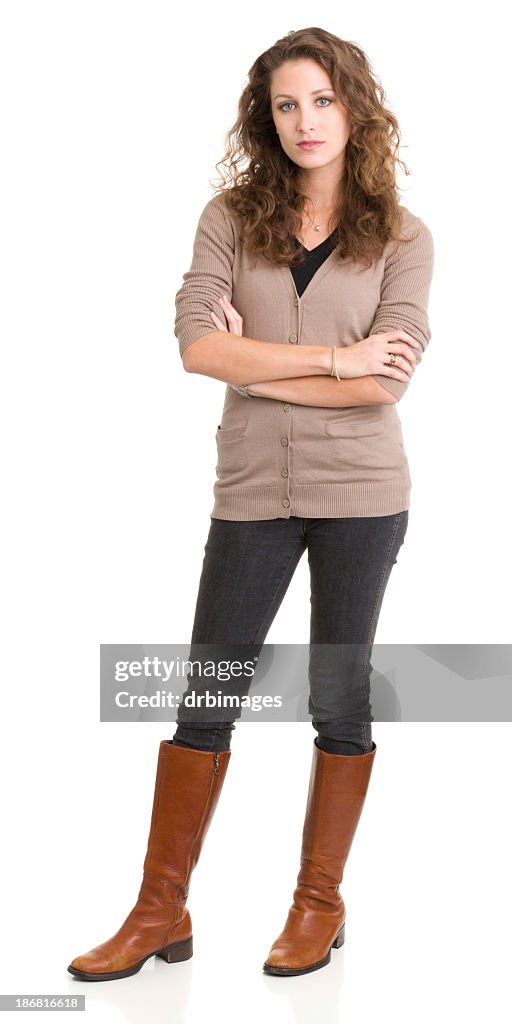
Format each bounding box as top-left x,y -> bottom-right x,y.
335,330 -> 422,382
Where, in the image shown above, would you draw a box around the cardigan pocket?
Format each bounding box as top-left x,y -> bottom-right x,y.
291,412 -> 391,483
215,421 -> 248,477
325,415 -> 384,437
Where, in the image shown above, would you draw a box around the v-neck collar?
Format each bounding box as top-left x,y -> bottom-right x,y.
297,230 -> 337,255
282,244 -> 340,303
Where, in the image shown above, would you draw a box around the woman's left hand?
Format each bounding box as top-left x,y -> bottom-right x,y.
210,295 -> 244,336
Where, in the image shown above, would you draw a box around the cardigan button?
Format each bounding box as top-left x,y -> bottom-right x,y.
282,403 -> 291,412
280,437 -> 289,447
282,498 -> 290,508
281,468 -> 288,477
288,334 -> 298,343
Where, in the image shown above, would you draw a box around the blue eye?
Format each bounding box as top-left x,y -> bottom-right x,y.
278,97 -> 333,112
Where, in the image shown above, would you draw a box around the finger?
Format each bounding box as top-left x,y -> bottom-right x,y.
383,362 -> 412,379
220,296 -> 243,323
210,311 -> 227,330
385,329 -> 422,348
398,356 -> 414,376
397,354 -> 414,376
380,353 -> 412,379
219,308 -> 244,337
382,366 -> 410,382
219,295 -> 237,318
220,298 -> 242,328
386,342 -> 420,367
385,329 -> 417,346
393,351 -> 415,374
220,302 -> 236,325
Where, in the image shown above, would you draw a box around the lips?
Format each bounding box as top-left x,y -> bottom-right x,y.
297,141 -> 324,150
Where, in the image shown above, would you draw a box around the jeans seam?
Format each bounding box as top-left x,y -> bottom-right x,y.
365,512 -> 402,651
361,512 -> 403,749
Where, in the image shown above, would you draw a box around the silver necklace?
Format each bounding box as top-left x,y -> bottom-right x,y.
304,206 -> 335,232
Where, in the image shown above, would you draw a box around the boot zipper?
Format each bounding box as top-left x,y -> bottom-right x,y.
213,753 -> 220,775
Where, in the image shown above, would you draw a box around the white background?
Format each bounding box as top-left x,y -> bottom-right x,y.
1,2 -> 510,1022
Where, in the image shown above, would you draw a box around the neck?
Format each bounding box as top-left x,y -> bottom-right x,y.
297,164 -> 343,215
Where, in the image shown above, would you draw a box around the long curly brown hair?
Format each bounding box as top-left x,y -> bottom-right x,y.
210,26 -> 417,271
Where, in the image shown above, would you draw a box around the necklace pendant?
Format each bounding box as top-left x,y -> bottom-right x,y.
314,224 -> 320,231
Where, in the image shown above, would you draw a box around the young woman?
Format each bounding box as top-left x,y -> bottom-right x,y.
68,26 -> 434,982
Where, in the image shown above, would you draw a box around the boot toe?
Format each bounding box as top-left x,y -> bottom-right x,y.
68,935 -> 129,976
68,950 -> 111,975
264,943 -> 309,971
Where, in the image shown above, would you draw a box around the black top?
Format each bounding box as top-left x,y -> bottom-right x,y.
290,230 -> 337,297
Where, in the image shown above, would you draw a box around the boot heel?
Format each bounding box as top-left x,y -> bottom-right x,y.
332,923 -> 345,949
156,936 -> 193,964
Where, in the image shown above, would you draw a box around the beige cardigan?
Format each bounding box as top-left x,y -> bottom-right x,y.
174,194 -> 434,521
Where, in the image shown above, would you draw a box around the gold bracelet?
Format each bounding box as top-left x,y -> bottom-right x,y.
330,346 -> 341,381
236,384 -> 251,398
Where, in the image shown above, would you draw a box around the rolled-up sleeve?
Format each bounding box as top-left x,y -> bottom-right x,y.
174,196 -> 235,359
370,215 -> 434,400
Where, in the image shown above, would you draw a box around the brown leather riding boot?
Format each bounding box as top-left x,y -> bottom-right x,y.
68,740 -> 231,981
263,738 -> 377,977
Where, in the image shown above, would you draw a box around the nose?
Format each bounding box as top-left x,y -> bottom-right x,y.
295,107 -> 319,135
298,120 -> 317,135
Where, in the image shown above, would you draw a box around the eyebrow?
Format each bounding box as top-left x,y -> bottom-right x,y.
273,88 -> 335,100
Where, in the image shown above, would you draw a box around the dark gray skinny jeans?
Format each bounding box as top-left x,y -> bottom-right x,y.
172,512 -> 408,756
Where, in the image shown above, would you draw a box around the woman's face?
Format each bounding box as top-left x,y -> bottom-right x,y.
270,59 -> 351,183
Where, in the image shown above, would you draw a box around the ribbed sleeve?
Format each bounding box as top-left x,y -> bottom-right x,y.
370,216 -> 434,400
174,196 -> 235,359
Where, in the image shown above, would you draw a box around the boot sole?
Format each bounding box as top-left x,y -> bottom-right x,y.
67,936 -> 193,981
262,923 -> 345,977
